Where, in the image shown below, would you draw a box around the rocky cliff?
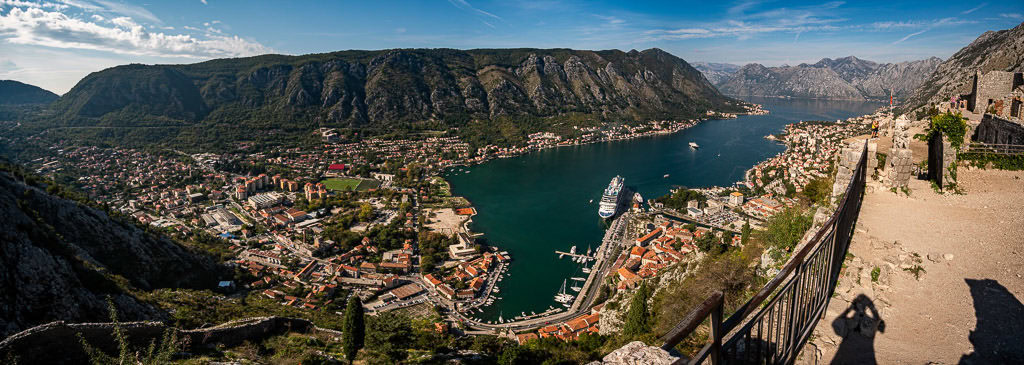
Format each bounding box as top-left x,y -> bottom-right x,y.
717,56 -> 942,100
903,21 -> 1024,112
692,62 -> 742,85
41,48 -> 739,148
0,80 -> 58,105
0,164 -> 221,338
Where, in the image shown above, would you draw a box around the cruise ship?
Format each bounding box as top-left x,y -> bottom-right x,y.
598,175 -> 624,218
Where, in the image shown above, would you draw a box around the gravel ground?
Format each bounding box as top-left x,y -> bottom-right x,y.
801,166 -> 1024,364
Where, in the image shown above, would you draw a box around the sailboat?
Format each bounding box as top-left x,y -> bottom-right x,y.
554,279 -> 573,303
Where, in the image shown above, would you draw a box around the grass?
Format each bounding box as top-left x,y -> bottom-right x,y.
903,265 -> 926,280
322,177 -> 381,192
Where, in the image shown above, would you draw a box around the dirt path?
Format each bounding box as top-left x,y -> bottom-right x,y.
801,167 -> 1024,364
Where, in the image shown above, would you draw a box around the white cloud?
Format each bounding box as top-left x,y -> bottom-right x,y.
1000,13 -> 1023,20
200,0 -> 207,4
447,0 -> 501,20
0,0 -> 66,9
893,29 -> 928,44
961,3 -> 986,15
890,17 -> 973,44
0,6 -> 271,58
0,58 -> 17,70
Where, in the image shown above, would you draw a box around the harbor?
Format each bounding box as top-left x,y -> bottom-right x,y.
445,97 -> 883,321
451,211 -> 630,332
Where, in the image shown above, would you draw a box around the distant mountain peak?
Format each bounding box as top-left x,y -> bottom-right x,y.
0,80 -> 59,105
904,21 -> 1024,112
717,56 -> 942,100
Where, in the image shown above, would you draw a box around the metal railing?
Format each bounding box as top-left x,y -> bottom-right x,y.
660,141 -> 869,365
964,142 -> 1024,156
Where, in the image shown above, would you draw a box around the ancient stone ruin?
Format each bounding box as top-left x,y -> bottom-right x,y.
883,116 -> 914,190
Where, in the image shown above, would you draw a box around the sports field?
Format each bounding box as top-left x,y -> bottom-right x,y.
322,177 -> 381,192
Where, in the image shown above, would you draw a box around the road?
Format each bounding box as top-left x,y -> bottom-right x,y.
654,207 -> 742,233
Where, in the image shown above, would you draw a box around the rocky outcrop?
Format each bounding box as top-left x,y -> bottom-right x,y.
718,56 -> 942,100
0,168 -> 221,338
587,341 -> 679,365
904,21 -> 1024,112
0,316 -> 340,364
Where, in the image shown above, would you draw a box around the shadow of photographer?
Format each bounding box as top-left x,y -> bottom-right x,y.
830,294 -> 884,365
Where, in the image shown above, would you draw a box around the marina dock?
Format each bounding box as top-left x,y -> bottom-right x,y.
453,212 -> 630,331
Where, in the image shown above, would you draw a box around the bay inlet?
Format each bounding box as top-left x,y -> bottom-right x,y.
444,97 -> 882,321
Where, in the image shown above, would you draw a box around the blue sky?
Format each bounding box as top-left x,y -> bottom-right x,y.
1,0 -> 1021,94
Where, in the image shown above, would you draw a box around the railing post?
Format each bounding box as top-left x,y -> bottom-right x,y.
710,298 -> 723,365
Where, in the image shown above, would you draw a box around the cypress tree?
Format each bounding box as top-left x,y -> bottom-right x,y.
342,295 -> 365,363
623,281 -> 651,337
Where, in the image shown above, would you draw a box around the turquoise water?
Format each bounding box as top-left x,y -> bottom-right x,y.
443,97 -> 882,321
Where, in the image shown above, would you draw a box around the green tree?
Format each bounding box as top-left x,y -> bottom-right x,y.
366,312 -> 413,362
498,345 -> 525,365
928,112 -> 967,150
342,296 -> 365,363
740,220 -> 752,246
759,207 -> 812,252
357,203 -> 374,222
802,176 -> 833,206
623,281 -> 652,337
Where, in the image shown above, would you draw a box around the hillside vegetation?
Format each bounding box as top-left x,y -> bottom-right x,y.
29,48 -> 743,151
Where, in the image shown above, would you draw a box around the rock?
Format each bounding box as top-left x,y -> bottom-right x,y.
598,341 -> 679,365
943,253 -> 954,261
926,253 -> 943,263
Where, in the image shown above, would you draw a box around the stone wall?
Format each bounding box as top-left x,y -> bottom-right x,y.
884,116 -> 914,189
973,114 -> 1024,145
0,316 -> 342,364
971,71 -> 1021,113
832,138 -> 873,201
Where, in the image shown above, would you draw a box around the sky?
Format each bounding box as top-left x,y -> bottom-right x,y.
1,0 -> 1022,95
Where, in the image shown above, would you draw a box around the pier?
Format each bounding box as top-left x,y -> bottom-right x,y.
451,212 -> 631,332
554,251 -> 595,261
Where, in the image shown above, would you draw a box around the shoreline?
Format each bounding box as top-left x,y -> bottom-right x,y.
435,107 -> 773,323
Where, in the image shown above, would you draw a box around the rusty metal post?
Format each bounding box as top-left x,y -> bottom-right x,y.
710,298 -> 723,365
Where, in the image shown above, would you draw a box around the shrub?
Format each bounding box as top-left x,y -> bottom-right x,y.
758,207 -> 812,252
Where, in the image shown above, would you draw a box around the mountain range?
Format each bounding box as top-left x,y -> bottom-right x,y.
29,48 -> 740,149
0,80 -> 59,105
691,62 -> 742,85
710,56 -> 943,100
904,21 -> 1024,113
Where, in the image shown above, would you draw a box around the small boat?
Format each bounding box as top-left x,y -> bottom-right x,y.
689,142 -> 699,149
663,174 -> 670,178
582,267 -> 591,274
571,286 -> 582,292
571,277 -> 586,281
589,199 -> 594,203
